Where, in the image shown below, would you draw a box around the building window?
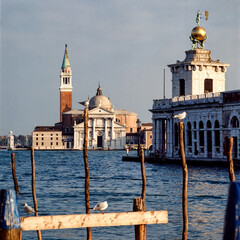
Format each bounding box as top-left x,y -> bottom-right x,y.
42,138 -> 44,140
199,121 -> 204,152
36,138 -> 38,140
42,142 -> 44,146
56,142 -> 58,146
130,128 -> 133,133
179,79 -> 185,96
174,123 -> 179,147
207,120 -> 212,154
215,120 -> 220,148
51,142 -> 53,146
36,142 -> 38,146
231,116 -> 239,128
187,122 -> 192,146
204,79 -> 213,93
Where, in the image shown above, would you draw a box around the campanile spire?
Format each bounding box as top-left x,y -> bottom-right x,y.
59,44 -> 73,121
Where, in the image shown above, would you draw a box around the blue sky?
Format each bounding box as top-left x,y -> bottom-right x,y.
1,0 -> 239,135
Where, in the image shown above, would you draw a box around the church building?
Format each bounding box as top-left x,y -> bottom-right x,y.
150,12 -> 240,161
32,45 -> 137,150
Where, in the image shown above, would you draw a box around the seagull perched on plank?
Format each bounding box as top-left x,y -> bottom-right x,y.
172,112 -> 187,121
91,201 -> 108,214
22,203 -> 36,215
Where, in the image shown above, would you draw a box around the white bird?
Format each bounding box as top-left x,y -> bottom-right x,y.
79,99 -> 89,107
22,203 -> 35,215
172,112 -> 187,121
92,201 -> 108,214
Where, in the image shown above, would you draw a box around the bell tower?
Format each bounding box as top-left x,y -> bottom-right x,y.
59,44 -> 72,121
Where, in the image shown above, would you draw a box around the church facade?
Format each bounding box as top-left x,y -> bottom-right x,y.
150,15 -> 240,161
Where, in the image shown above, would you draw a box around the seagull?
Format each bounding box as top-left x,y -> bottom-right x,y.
172,112 -> 187,121
92,201 -> 108,214
79,99 -> 89,107
22,203 -> 36,215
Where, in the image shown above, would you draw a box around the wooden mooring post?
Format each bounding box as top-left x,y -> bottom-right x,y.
0,189 -> 21,240
179,121 -> 188,240
133,149 -> 147,240
227,137 -> 235,182
83,106 -> 91,240
31,147 -> 42,240
11,153 -> 20,199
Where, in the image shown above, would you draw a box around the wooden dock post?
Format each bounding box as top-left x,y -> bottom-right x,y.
133,149 -> 147,240
31,147 -> 42,240
0,189 -> 21,240
227,137 -> 235,182
11,153 -> 20,199
83,106 -> 91,240
179,121 -> 188,240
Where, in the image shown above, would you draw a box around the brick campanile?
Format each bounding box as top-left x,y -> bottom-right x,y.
59,44 -> 73,122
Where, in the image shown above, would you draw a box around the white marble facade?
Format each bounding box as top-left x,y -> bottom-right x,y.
74,107 -> 126,150
151,49 -> 240,160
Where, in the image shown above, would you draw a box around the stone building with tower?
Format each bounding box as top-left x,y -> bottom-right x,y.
32,45 -> 138,150
150,12 -> 240,161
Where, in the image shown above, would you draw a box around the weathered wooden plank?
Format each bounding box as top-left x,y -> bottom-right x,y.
21,211 -> 168,231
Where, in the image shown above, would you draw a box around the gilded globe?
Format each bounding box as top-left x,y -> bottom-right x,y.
191,26 -> 206,41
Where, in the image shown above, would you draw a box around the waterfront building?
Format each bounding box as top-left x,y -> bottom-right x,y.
32,126 -> 64,150
150,12 -> 240,160
73,86 -> 135,150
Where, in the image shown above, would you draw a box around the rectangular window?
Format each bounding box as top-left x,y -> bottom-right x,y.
179,79 -> 185,96
204,79 -> 213,93
42,142 -> 44,146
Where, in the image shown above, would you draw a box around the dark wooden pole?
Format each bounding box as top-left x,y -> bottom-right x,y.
11,153 -> 20,199
83,107 -> 91,240
31,147 -> 42,240
179,122 -> 188,240
0,190 -> 21,240
141,149 -> 147,211
133,149 -> 147,240
227,137 -> 235,182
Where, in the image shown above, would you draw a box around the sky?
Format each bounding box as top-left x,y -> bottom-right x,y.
1,0 -> 240,135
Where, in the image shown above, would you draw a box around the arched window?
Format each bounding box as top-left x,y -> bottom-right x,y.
207,120 -> 211,129
231,116 -> 239,128
207,120 -> 212,154
214,120 -> 220,128
174,123 -> 179,147
187,122 -> 192,146
199,121 -> 204,152
215,120 -> 220,148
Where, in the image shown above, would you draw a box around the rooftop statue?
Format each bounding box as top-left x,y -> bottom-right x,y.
190,10 -> 209,49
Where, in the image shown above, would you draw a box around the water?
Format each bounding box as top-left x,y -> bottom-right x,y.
0,150 -> 234,239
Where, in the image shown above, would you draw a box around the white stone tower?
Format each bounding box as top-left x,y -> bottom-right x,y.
8,131 -> 14,150
168,49 -> 230,97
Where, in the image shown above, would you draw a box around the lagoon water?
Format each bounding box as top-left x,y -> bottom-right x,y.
1,150 -> 235,239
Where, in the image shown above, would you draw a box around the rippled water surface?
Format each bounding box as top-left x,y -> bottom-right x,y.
0,150 -> 236,239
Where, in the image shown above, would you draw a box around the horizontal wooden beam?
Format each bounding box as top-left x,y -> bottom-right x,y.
21,211 -> 168,231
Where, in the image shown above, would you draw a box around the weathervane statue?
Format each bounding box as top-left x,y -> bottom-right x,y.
190,10 -> 209,50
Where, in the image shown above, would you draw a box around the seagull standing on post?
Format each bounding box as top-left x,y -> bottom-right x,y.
79,99 -> 89,108
172,112 -> 187,121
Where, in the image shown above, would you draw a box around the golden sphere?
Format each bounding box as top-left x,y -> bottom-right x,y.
191,26 -> 206,41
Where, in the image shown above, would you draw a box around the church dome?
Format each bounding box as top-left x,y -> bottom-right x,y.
89,86 -> 112,110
